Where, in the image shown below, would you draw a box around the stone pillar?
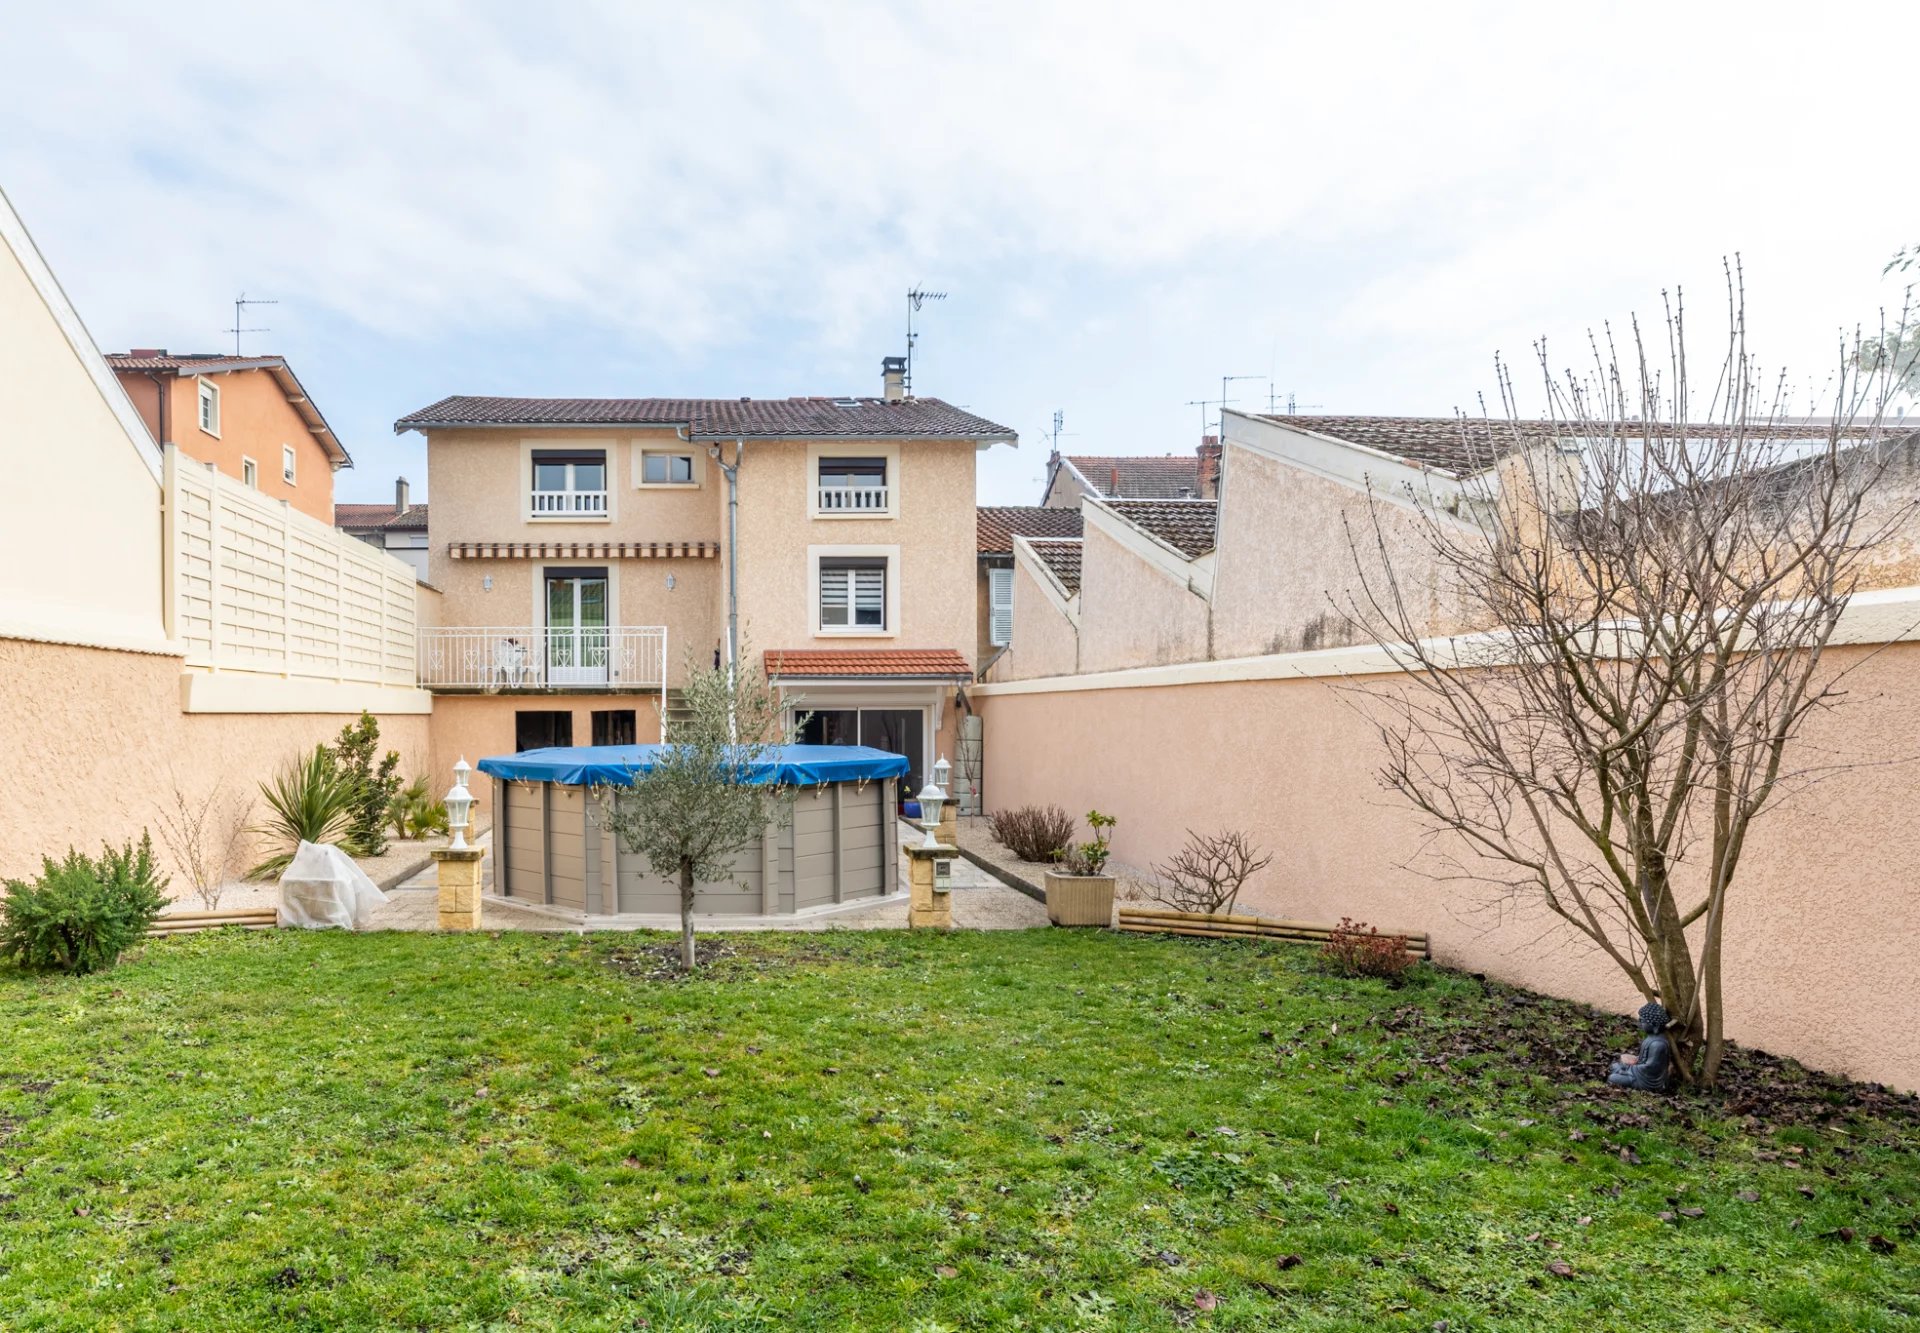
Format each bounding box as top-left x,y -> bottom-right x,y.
936,803 -> 957,849
433,846 -> 485,931
905,842 -> 955,930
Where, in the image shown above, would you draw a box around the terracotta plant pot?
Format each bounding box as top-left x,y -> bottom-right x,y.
1044,871 -> 1116,927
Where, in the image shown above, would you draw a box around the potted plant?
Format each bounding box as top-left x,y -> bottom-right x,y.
1044,809 -> 1117,927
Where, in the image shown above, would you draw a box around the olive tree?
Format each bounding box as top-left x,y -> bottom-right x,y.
1343,270 -> 1918,1087
597,654 -> 800,971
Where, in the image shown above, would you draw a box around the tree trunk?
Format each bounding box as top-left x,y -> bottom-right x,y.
678,858 -> 697,971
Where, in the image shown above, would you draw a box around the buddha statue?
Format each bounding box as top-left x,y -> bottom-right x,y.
1606,1001 -> 1676,1093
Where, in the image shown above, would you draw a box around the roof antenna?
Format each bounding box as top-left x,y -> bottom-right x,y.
1266,379 -> 1323,416
226,292 -> 276,355
1043,410 -> 1064,453
906,287 -> 946,396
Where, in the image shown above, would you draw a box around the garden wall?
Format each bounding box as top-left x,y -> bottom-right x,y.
0,637 -> 430,886
972,639 -> 1920,1092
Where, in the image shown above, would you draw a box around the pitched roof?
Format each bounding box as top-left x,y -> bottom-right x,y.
1024,538 -> 1083,595
1101,498 -> 1218,558
105,350 -> 352,469
977,505 -> 1083,554
1258,414 -> 1889,476
764,648 -> 974,680
1062,453 -> 1202,499
336,502 -> 428,533
395,395 -> 1015,441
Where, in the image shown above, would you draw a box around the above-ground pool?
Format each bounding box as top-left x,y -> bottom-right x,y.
476,744 -> 910,918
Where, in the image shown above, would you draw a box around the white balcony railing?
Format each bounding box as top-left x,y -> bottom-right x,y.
531,488 -> 609,517
817,485 -> 890,514
417,626 -> 667,693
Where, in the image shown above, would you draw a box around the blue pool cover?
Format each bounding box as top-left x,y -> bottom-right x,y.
477,743 -> 910,789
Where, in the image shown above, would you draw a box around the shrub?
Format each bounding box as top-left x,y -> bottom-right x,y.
330,712 -> 403,857
1148,829 -> 1274,915
0,834 -> 170,974
250,745 -> 362,878
1320,917 -> 1415,980
1055,809 -> 1117,877
388,776 -> 451,840
988,804 -> 1076,863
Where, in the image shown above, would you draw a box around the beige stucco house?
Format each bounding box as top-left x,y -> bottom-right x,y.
337,477 -> 430,580
1039,441 -> 1218,508
396,365 -> 1015,802
973,506 -> 1081,674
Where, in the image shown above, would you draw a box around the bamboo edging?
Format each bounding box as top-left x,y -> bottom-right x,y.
148,909 -> 278,937
1115,907 -> 1429,958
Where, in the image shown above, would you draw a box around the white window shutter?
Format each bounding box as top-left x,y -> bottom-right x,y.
989,567 -> 1013,645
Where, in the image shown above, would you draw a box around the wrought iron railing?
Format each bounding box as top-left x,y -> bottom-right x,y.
417,626 -> 666,693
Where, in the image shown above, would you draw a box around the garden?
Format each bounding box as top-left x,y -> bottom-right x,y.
2,926 -> 1915,1330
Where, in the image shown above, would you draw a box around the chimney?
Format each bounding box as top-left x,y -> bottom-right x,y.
881,355 -> 907,401
1197,436 -> 1223,499
395,476 -> 411,515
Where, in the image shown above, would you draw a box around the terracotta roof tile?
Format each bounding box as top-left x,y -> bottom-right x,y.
106,352 -> 287,372
1260,414 -> 1891,475
1024,538 -> 1083,594
977,505 -> 1083,554
1101,498 -> 1218,558
1064,454 -> 1202,499
763,648 -> 973,679
396,395 -> 1014,441
336,503 -> 428,533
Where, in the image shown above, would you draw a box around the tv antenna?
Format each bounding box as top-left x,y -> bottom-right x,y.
1041,410 -> 1065,454
1219,374 -> 1261,437
905,287 -> 946,396
226,292 -> 277,355
1266,379 -> 1323,416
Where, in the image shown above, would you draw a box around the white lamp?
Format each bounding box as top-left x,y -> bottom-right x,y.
446,757 -> 474,851
932,754 -> 951,793
916,776 -> 947,850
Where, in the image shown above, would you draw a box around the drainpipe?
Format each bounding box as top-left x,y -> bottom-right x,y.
146,371 -> 173,446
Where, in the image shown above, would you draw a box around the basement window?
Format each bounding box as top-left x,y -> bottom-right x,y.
514,710 -> 573,752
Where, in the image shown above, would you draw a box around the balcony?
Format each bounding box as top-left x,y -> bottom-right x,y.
530,488 -> 608,517
816,484 -> 891,515
418,626 -> 666,692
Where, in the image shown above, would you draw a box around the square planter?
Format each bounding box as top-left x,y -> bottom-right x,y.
1044,871 -> 1116,927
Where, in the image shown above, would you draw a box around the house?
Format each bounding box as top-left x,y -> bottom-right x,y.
396,358 -> 1016,800
1039,438 -> 1221,508
974,505 -> 1081,672
337,477 -> 430,580
107,349 -> 351,522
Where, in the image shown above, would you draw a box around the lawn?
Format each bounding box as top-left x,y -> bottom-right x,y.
1,929 -> 1916,1331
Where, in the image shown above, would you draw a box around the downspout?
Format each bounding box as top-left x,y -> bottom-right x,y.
147,370 -> 172,446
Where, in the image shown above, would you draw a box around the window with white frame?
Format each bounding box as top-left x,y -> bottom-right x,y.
816,456 -> 889,513
530,449 -> 609,516
640,451 -> 695,485
197,378 -> 220,435
241,457 -> 258,489
988,565 -> 1013,646
281,444 -> 297,484
819,557 -> 886,631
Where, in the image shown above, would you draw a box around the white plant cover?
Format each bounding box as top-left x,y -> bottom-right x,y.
276,841 -> 388,930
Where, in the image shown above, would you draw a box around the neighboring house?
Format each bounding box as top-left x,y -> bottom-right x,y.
1039,439 -> 1220,508
107,349 -> 351,522
337,477 -> 430,580
396,361 -> 1016,800
974,505 -> 1081,672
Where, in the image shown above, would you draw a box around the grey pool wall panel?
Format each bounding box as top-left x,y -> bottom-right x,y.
496,776 -> 897,915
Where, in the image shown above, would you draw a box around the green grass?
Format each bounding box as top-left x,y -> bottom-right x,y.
1,929 -> 1916,1331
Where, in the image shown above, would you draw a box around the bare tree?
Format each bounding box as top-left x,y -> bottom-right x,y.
154,779 -> 253,911
1149,829 -> 1274,916
1343,267 -> 1918,1087
597,652 -> 800,971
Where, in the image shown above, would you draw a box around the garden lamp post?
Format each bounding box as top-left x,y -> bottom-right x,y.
916,774 -> 947,850
446,758 -> 474,851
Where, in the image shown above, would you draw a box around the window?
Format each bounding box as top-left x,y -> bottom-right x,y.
591,709 -> 637,746
530,450 -> 608,516
197,378 -> 220,435
817,456 -> 889,513
819,557 -> 886,631
988,565 -> 1013,646
241,457 -> 258,489
281,444 -> 297,485
514,710 -> 573,752
640,451 -> 695,485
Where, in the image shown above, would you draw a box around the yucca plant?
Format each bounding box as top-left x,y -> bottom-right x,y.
249,745 -> 362,879
388,776 -> 450,840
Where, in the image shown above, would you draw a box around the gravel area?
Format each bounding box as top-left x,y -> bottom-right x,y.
955,815 -> 1160,905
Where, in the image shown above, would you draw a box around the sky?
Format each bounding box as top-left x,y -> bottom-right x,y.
4,2 -> 1916,506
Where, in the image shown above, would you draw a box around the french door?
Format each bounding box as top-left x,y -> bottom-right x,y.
545,569 -> 609,685
799,707 -> 925,806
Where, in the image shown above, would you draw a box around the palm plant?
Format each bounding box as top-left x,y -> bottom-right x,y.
248,745 -> 362,879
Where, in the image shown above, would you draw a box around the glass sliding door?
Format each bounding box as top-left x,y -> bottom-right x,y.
544,567 -> 610,685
